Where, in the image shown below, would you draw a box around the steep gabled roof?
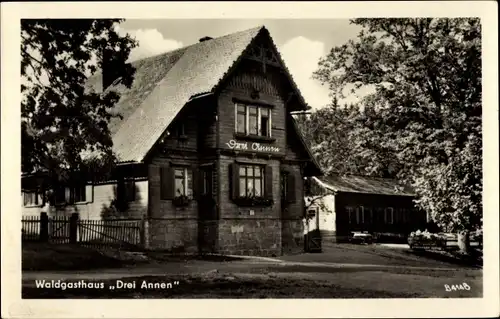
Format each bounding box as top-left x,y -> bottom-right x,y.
86,26 -> 315,166
85,47 -> 189,137
312,175 -> 415,197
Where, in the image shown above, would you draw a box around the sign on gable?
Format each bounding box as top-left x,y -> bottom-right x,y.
226,140 -> 280,153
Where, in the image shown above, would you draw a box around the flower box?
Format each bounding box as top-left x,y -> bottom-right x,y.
233,196 -> 273,207
172,195 -> 190,207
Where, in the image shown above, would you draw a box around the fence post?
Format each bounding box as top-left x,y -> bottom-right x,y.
40,212 -> 49,242
69,213 -> 79,244
141,214 -> 150,250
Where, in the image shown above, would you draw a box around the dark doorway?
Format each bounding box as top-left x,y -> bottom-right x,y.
198,164 -> 218,253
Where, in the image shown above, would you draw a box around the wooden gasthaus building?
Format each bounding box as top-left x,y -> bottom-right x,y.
21,26 -> 322,257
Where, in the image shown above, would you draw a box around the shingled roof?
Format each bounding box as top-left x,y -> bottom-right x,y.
312,175 -> 415,197
86,25 -> 312,164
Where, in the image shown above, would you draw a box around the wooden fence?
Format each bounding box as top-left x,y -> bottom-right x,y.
21,215 -> 41,241
22,213 -> 144,249
78,219 -> 142,248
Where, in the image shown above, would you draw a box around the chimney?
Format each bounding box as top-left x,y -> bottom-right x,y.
199,36 -> 213,43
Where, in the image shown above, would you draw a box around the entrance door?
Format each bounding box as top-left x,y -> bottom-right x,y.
198,165 -> 217,253
305,207 -> 322,252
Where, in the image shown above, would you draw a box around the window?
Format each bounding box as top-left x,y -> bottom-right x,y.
174,167 -> 193,198
234,103 -> 272,137
249,106 -> 258,135
53,185 -> 87,205
160,166 -> 194,200
239,164 -> 264,197
385,207 -> 394,224
401,208 -> 408,223
366,207 -> 373,224
395,208 -> 402,224
54,187 -> 66,205
117,179 -> 135,203
357,206 -> 365,224
347,207 -> 354,224
71,185 -> 87,203
230,163 -> 272,206
236,105 -> 246,134
23,191 -> 40,206
375,207 -> 384,223
260,108 -> 270,136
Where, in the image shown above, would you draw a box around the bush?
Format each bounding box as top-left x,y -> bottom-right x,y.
408,230 -> 447,249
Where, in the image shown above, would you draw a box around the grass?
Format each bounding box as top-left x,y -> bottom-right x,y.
22,242 -> 132,271
22,242 -> 245,271
404,248 -> 483,268
280,243 -> 482,268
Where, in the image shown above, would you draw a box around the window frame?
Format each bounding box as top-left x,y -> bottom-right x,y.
53,184 -> 88,205
234,103 -> 272,138
23,190 -> 41,207
117,178 -> 135,204
359,206 -> 365,224
347,206 -> 354,224
385,207 -> 394,224
230,162 -> 273,207
238,164 -> 265,198
173,167 -> 193,199
71,185 -> 87,204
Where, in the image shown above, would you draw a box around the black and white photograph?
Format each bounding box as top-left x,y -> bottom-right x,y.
2,1 -> 499,318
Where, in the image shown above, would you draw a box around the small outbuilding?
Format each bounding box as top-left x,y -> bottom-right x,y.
305,175 -> 428,243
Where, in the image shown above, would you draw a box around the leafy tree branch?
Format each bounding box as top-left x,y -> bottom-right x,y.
21,19 -> 138,204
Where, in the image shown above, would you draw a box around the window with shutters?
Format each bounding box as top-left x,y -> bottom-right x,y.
160,166 -> 193,206
174,167 -> 193,198
230,163 -> 273,206
239,164 -> 264,197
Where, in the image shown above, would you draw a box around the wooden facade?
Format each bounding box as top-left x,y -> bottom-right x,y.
305,176 -> 428,243
22,28 -> 321,257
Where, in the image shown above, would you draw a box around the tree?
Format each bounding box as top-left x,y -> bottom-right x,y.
314,18 -> 482,253
295,96 -> 399,178
21,19 -> 137,205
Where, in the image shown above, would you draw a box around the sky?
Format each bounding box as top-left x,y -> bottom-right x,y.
118,19 -> 373,109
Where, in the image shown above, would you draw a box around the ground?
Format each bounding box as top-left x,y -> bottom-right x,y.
22,242 -> 482,298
